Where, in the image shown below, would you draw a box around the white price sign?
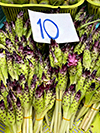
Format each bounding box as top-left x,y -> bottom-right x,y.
28,10 -> 79,44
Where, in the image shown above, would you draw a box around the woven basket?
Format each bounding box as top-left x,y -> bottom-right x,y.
87,0 -> 100,19
0,0 -> 84,22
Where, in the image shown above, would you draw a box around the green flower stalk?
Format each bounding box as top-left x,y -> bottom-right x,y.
22,82 -> 32,133
38,57 -> 44,81
76,58 -> 83,82
74,33 -> 87,54
65,90 -> 81,133
28,60 -> 35,88
74,6 -> 86,22
7,94 -> 16,133
29,75 -> 37,103
0,80 -> 8,109
33,82 -> 56,133
6,38 -> 17,54
13,52 -> 29,80
59,86 -> 72,133
10,21 -> 16,37
0,30 -> 8,45
49,39 -> 63,68
93,54 -> 100,71
83,44 -> 92,70
15,11 -> 24,40
53,65 -> 68,133
61,44 -> 71,65
68,53 -> 78,85
76,70 -> 98,120
90,40 -> 99,71
19,73 -> 26,90
22,19 -> 30,37
16,98 -> 23,133
0,49 -> 8,85
78,35 -> 92,55
0,98 -> 7,126
0,68 -> 5,87
6,50 -> 18,80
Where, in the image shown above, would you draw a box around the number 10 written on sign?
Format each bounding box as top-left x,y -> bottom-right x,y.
37,18 -> 59,40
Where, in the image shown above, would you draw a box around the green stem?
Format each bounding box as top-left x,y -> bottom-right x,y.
29,106 -> 33,133
80,103 -> 97,130
76,91 -> 95,120
34,113 -> 43,133
58,90 -> 62,131
11,124 -> 16,133
84,103 -> 100,132
16,124 -> 21,133
40,122 -> 43,133
70,114 -> 75,129
79,19 -> 100,30
65,121 -> 70,133
76,105 -> 91,121
54,89 -> 59,133
45,113 -> 50,126
23,109 -> 28,133
50,110 -> 54,133
59,111 -> 68,133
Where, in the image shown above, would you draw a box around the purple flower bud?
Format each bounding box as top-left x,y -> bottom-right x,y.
19,73 -> 25,81
9,89 -> 17,103
16,98 -> 21,107
3,21 -> 9,30
8,101 -> 13,111
25,19 -> 30,28
18,42 -> 24,53
15,35 -> 19,43
50,39 -> 58,47
42,72 -> 46,80
21,35 -> 26,42
7,94 -> 11,103
0,80 -> 6,92
17,11 -> 24,19
75,90 -> 81,102
6,38 -> 11,45
91,70 -> 97,79
0,49 -> 3,53
24,82 -> 29,92
69,84 -> 75,92
11,21 -> 15,30
16,84 -> 22,94
68,53 -> 78,67
90,83 -> 95,89
0,100 -> 5,109
74,20 -> 81,29
82,70 -> 90,78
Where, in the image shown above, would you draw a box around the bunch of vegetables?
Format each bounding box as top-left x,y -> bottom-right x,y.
0,6 -> 100,133
0,0 -> 80,5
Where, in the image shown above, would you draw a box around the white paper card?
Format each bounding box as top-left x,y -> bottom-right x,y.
28,10 -> 79,44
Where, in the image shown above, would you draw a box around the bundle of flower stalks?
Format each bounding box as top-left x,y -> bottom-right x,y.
0,6 -> 100,133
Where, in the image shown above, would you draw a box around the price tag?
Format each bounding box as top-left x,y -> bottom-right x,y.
28,10 -> 79,44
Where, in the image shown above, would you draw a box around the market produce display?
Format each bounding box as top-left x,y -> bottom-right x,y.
0,5 -> 100,133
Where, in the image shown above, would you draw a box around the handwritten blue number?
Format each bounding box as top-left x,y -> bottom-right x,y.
37,18 -> 59,40
43,19 -> 59,40
37,18 -> 44,39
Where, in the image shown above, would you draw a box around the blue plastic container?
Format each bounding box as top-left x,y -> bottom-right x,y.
0,6 -> 6,29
